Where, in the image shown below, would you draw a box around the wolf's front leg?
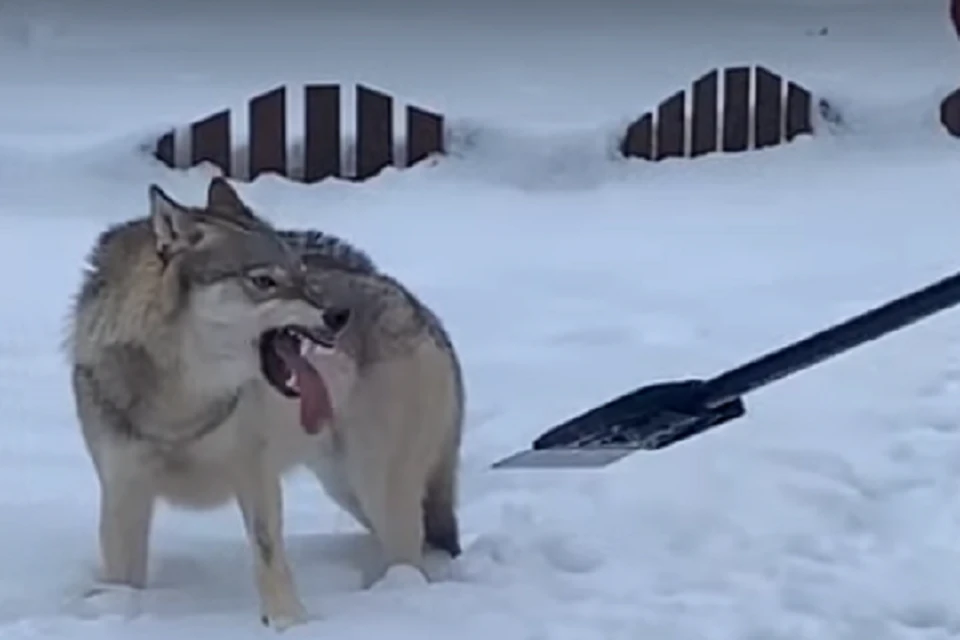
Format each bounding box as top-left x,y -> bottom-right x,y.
73,364 -> 156,589
98,462 -> 156,588
233,433 -> 307,631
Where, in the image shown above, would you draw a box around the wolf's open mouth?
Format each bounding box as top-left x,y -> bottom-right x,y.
259,325 -> 335,434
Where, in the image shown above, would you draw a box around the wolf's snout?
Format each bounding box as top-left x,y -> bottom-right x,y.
323,307 -> 351,333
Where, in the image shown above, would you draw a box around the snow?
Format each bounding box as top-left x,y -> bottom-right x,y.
2,0 -> 960,637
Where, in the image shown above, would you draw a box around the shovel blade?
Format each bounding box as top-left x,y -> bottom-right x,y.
491,446 -> 641,469
490,381 -> 747,470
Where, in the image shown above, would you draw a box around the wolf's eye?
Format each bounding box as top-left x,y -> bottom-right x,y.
248,274 -> 278,290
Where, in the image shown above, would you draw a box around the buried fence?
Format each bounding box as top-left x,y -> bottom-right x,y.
941,88 -> 960,137
619,65 -> 817,161
944,0 -> 960,136
152,66 -> 836,184
154,84 -> 445,183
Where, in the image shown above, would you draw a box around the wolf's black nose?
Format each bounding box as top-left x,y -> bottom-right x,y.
323,307 -> 351,333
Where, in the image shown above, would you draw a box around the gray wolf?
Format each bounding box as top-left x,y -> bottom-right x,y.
260,230 -> 465,577
65,177 -> 351,630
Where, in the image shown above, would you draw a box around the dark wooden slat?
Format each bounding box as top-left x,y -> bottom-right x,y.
722,66 -> 750,153
656,90 -> 686,160
941,88 -> 960,137
620,113 -> 653,160
155,131 -> 175,168
406,105 -> 443,167
754,66 -> 783,149
248,86 -> 287,180
355,85 -> 393,180
785,81 -> 813,140
690,70 -> 718,157
191,109 -> 231,176
952,0 -> 960,39
303,85 -> 341,183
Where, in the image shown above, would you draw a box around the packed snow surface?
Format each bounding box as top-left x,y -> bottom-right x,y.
2,1 -> 960,638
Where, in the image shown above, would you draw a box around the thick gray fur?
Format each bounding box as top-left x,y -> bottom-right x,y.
269,228 -> 465,565
65,178 -> 347,630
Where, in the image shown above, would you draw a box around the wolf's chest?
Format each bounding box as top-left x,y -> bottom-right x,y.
141,395 -> 244,469
151,420 -> 238,466
142,412 -> 246,508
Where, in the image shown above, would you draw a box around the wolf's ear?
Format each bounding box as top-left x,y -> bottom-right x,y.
206,176 -> 262,226
207,176 -> 245,210
148,184 -> 201,259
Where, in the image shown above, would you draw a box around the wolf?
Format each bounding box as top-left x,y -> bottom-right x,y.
258,230 -> 465,577
65,177 -> 351,630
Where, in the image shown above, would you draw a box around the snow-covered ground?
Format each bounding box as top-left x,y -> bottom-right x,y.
3,0 -> 960,637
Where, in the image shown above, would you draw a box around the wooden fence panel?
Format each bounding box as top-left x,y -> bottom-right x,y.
191,109 -> 231,176
941,88 -> 960,137
303,84 -> 341,183
248,86 -> 287,180
754,66 -> 783,149
406,105 -> 444,166
656,90 -> 686,160
355,85 -> 393,180
620,113 -> 653,159
722,66 -> 750,153
690,70 -> 718,157
155,132 -> 175,168
786,82 -> 813,140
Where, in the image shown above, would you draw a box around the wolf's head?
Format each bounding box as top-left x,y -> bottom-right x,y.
148,178 -> 351,428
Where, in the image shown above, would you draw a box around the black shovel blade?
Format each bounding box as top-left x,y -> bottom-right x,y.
494,267 -> 960,470
491,447 -> 641,469
492,381 -> 747,469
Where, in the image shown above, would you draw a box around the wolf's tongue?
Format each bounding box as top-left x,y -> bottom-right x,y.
276,348 -> 332,434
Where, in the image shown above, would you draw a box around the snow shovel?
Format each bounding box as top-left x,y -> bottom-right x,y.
493,267 -> 960,469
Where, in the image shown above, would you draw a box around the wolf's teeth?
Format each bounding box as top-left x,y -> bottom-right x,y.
285,371 -> 297,389
299,338 -> 310,357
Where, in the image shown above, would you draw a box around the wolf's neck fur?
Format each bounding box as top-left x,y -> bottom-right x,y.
326,272 -> 429,366
72,231 -> 253,411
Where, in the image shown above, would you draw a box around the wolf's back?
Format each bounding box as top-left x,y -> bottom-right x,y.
277,229 -> 377,274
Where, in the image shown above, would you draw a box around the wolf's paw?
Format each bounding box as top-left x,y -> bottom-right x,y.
66,581 -> 143,620
421,548 -> 456,582
369,564 -> 429,591
260,597 -> 309,632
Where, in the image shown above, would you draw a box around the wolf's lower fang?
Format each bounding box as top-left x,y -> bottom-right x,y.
285,371 -> 297,390
299,338 -> 310,357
